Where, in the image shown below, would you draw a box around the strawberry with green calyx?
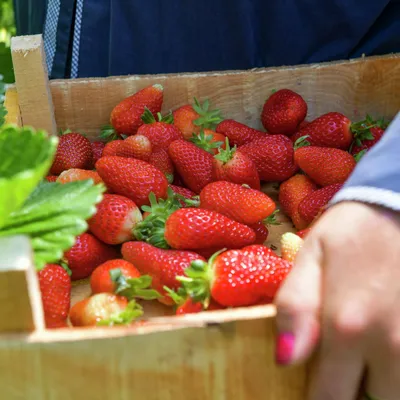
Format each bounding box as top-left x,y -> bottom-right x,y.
121,241 -> 206,305
349,114 -> 386,155
69,293 -> 143,327
213,138 -> 260,189
177,245 -> 293,308
173,98 -> 224,140
97,299 -> 145,327
264,209 -> 281,226
110,269 -> 161,300
137,107 -> 183,150
189,128 -> 226,155
100,125 -> 122,142
353,149 -> 367,162
110,84 -> 164,137
293,135 -> 311,149
169,185 -> 198,205
163,286 -> 204,315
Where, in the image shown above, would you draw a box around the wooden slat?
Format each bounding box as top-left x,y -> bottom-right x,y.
0,235 -> 44,332
11,35 -> 57,135
45,54 -> 400,139
0,307 -> 307,400
3,88 -> 21,126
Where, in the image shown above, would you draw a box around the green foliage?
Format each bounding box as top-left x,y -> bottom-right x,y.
0,0 -> 15,83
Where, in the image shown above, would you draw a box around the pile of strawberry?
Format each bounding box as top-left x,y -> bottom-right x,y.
40,84 -> 388,329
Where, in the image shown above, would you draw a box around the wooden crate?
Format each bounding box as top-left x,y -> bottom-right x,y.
1,34 -> 400,400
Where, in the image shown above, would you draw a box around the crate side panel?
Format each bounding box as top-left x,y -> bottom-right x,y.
47,56 -> 400,139
0,318 -> 306,400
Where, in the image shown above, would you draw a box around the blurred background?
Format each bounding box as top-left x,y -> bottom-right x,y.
0,0 -> 15,84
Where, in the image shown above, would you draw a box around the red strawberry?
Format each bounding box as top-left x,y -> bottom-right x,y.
50,132 -> 93,175
91,141 -> 105,165
295,146 -> 356,186
296,228 -> 311,239
69,293 -> 143,327
176,298 -> 204,315
137,108 -> 183,150
38,264 -> 71,329
298,183 -> 342,225
168,139 -> 213,194
164,208 -> 256,250
45,175 -> 58,182
248,222 -> 269,244
349,115 -> 387,155
199,181 -> 276,225
56,169 -> 105,186
298,120 -> 310,130
213,138 -> 260,189
177,245 -> 293,307
216,119 -> 266,146
291,112 -> 352,149
102,140 -> 123,157
88,194 -> 142,245
121,241 -> 205,305
261,89 -> 307,136
189,128 -> 226,155
64,233 -> 119,280
149,149 -> 174,183
169,185 -> 197,200
278,174 -> 317,230
117,134 -> 152,161
96,156 -> 169,207
90,259 -> 140,294
110,84 -> 164,136
173,98 -> 223,140
239,135 -> 298,181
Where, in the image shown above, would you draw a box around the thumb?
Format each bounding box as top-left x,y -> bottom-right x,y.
274,235 -> 323,366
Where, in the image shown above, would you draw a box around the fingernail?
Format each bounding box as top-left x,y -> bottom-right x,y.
275,332 -> 295,365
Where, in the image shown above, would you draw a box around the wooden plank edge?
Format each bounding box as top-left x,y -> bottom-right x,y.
0,304 -> 277,343
3,88 -> 22,126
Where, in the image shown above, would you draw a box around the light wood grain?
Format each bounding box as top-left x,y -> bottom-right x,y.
11,35 -> 57,135
0,235 -> 44,332
3,87 -> 21,126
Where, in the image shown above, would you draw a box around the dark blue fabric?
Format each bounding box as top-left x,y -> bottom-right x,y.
77,0 -> 400,78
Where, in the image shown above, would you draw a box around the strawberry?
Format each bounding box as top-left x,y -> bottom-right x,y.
278,174 -> 317,230
199,181 -> 276,225
298,183 -> 342,225
88,194 -> 142,245
239,135 -> 298,181
213,138 -> 260,189
163,287 -> 204,315
189,129 -> 226,155
137,108 -> 183,150
45,175 -> 58,182
91,141 -> 105,166
173,98 -> 223,140
117,134 -> 152,161
96,156 -> 169,207
69,293 -> 143,327
64,233 -> 120,280
281,232 -> 304,262
50,132 -> 93,175
90,259 -> 140,294
168,139 -> 213,194
177,245 -> 293,307
148,149 -> 174,183
296,227 -> 311,239
102,140 -> 123,157
121,241 -> 205,305
291,112 -> 352,149
295,146 -> 356,186
261,89 -> 307,136
164,208 -> 256,250
298,120 -> 310,130
169,185 -> 197,201
248,222 -> 269,244
349,115 -> 386,155
110,84 -> 164,136
216,119 -> 266,146
38,264 -> 71,329
56,169 -> 105,186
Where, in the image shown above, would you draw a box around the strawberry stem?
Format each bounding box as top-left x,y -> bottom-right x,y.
190,129 -> 224,154
293,135 -> 310,150
96,300 -> 144,326
263,209 -> 281,226
214,137 -> 235,164
100,125 -> 120,142
192,98 -> 224,130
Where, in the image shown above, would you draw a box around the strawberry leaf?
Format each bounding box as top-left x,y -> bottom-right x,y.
354,149 -> 367,162
263,209 -> 281,226
293,135 -> 310,149
100,125 -> 120,142
97,300 -> 144,326
190,129 -> 223,154
214,137 -> 236,163
192,97 -> 223,130
0,125 -> 58,229
0,180 -> 105,270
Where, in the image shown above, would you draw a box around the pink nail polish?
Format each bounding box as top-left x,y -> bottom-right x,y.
275,333 -> 295,365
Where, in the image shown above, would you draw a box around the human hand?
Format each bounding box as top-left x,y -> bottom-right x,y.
274,201 -> 400,400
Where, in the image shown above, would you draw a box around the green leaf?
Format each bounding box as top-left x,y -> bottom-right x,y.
0,180 -> 105,270
0,125 -> 58,228
192,97 -> 223,130
96,300 -> 144,326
